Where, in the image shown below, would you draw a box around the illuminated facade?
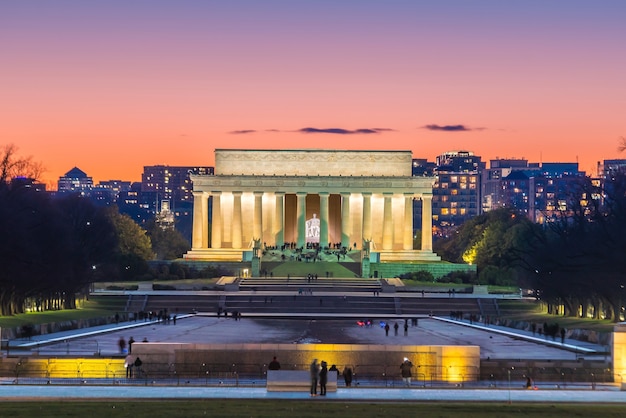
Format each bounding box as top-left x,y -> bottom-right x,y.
185,149 -> 440,262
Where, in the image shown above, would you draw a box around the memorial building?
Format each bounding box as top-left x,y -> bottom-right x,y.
185,149 -> 441,267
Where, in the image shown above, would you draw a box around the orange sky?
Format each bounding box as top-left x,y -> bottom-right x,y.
2,1 -> 625,189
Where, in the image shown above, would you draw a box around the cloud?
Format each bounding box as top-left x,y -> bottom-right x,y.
229,129 -> 257,134
298,127 -> 387,135
423,124 -> 483,132
228,127 -> 394,135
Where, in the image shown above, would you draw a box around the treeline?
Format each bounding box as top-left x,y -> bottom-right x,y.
0,179 -> 202,316
433,174 -> 626,322
0,145 -> 199,315
520,174 -> 626,321
0,183 -> 117,315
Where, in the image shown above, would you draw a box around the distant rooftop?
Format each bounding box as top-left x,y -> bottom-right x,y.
63,167 -> 88,178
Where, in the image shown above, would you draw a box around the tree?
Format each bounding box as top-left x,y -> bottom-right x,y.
105,208 -> 154,280
145,219 -> 190,260
434,208 -> 539,286
49,195 -> 118,309
0,144 -> 43,183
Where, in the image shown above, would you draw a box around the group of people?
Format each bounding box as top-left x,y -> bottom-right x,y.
124,354 -> 144,378
271,356 -> 411,390
309,359 -> 329,396
309,359 -> 354,395
383,320 -> 410,336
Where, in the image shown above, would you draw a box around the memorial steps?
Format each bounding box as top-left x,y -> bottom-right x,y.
92,280 -> 505,319
238,276 -> 381,292
217,294 -> 398,317
143,294 -> 221,314
398,297 -> 483,317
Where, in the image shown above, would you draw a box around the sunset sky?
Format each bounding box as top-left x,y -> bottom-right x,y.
2,1 -> 625,188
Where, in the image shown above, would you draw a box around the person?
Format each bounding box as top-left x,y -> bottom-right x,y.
268,356 -> 281,370
124,354 -> 134,378
128,336 -> 135,354
319,360 -> 328,396
342,366 -> 353,387
384,323 -> 390,336
329,364 -> 339,378
526,376 -> 533,389
560,327 -> 566,344
309,359 -> 320,396
394,322 -> 399,336
404,322 -> 409,336
134,356 -> 143,378
118,337 -> 126,354
400,357 -> 413,387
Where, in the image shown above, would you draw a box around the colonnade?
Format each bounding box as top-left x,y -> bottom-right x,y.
191,190 -> 433,253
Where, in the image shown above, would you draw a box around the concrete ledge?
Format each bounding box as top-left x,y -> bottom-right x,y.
266,370 -> 337,392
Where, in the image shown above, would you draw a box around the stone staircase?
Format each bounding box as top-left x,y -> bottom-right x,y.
237,276 -> 382,293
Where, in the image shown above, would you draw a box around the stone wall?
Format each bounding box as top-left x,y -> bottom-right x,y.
132,342 -> 480,383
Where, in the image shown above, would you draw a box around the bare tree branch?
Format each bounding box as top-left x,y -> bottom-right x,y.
0,144 -> 44,183
618,136 -> 626,153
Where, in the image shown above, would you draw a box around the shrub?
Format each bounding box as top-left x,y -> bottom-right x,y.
438,271 -> 477,284
399,270 -> 434,282
152,283 -> 176,290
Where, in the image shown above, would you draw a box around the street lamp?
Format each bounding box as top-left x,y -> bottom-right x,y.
507,367 -> 514,404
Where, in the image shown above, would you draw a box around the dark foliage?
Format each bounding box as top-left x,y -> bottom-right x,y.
0,182 -> 117,315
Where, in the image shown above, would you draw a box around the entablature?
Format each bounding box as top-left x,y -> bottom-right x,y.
191,174 -> 435,195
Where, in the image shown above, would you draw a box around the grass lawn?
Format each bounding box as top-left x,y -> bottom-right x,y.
498,304 -> 617,334
0,400 -> 625,418
0,301 -> 115,330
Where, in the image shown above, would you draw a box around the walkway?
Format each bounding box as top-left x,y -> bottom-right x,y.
0,384 -> 625,402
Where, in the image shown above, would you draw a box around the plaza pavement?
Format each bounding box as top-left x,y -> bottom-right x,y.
2,295 -> 623,402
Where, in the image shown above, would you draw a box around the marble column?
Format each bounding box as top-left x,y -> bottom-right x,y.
403,193 -> 414,250
382,192 -> 393,250
341,192 -> 351,248
361,192 -> 372,242
253,191 -> 263,241
274,192 -> 285,247
421,193 -> 433,251
319,192 -> 329,248
296,192 -> 307,248
191,191 -> 205,249
211,191 -> 222,249
232,191 -> 243,249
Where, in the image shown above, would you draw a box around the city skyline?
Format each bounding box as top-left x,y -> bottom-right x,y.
2,1 -> 625,188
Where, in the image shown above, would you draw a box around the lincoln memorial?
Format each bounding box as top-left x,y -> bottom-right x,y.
185,149 -> 441,264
